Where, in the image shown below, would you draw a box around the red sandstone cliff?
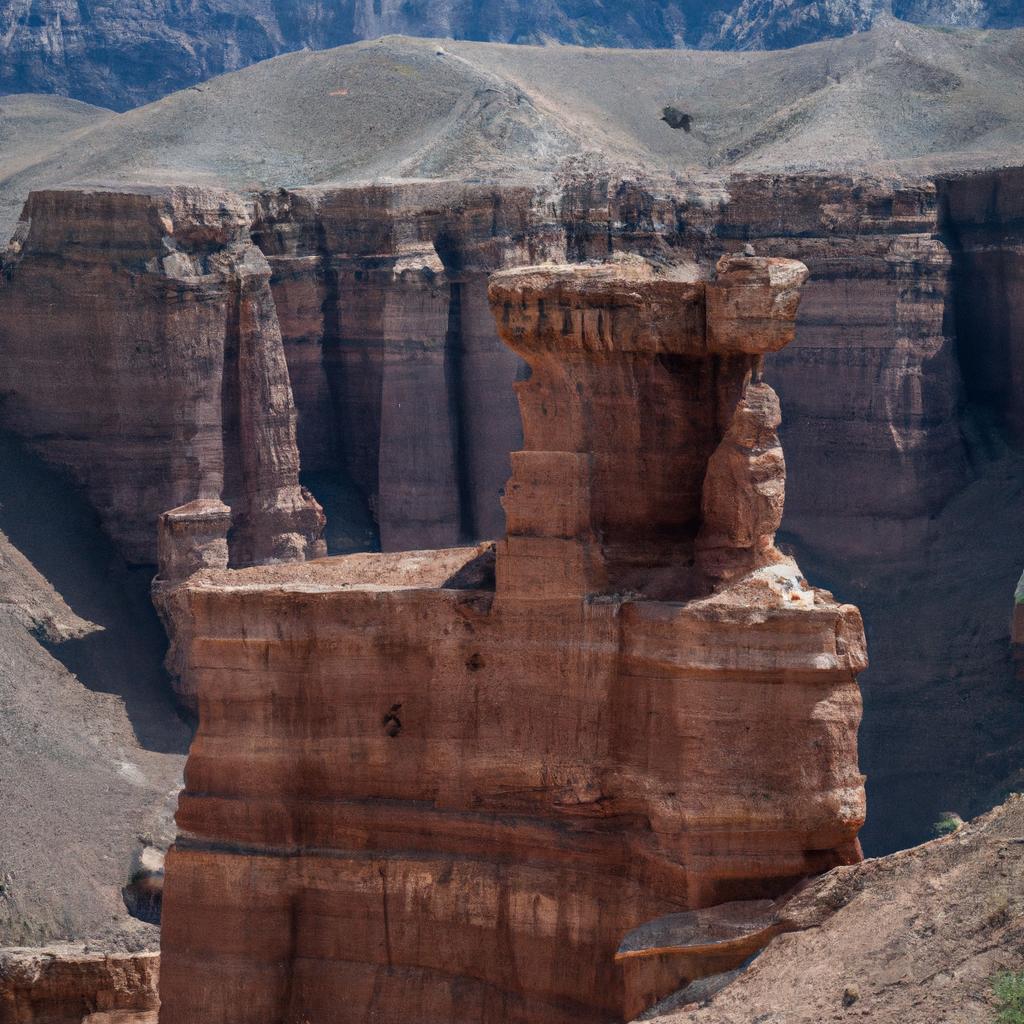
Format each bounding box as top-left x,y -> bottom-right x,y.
0,186 -> 324,567
155,254 -> 866,1024
249,183 -> 560,550
0,946 -> 159,1024
1,171 -> 1018,855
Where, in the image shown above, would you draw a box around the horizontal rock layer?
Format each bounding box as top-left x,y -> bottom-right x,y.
0,946 -> 159,1024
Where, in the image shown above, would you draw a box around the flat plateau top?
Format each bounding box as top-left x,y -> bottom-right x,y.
489,256 -> 703,295
184,545 -> 492,594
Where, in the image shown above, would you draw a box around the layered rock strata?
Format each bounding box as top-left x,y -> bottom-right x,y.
562,173 -> 968,563
250,183 -> 556,551
0,172 -> 1015,853
157,255 -> 866,1024
0,946 -> 159,1024
0,175 -> 967,571
249,173 -> 968,568
0,186 -> 324,567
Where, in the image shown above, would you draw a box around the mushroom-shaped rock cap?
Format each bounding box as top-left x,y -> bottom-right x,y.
488,253 -> 809,358
706,253 -> 810,355
488,254 -> 706,356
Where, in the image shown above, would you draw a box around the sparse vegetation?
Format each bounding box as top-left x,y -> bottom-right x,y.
993,971 -> 1024,1024
933,812 -> 963,837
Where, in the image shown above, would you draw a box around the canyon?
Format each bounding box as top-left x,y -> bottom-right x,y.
1,20 -> 1023,1024
153,252 -> 867,1023
5,167 -> 1022,854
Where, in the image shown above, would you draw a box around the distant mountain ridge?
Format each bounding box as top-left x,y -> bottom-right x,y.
0,0 -> 1022,111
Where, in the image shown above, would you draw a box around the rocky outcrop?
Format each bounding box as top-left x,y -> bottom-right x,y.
0,173 -> 985,572
0,946 -> 159,1024
558,172 -> 1010,855
156,254 -> 866,1024
0,186 -> 324,568
247,172 -> 969,569
2,170 -> 1018,855
560,173 -> 970,566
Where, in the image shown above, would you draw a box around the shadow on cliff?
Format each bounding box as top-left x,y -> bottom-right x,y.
301,468 -> 381,555
0,431 -> 192,754
780,405 -> 1024,857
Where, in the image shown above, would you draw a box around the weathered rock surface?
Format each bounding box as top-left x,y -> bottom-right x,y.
250,183 -> 555,553
643,795 -> 1024,1024
2,167 -> 1019,855
156,255 -> 866,1024
1,163 -> 1020,855
0,186 -> 324,568
0,946 -> 159,1024
559,171 -> 1023,853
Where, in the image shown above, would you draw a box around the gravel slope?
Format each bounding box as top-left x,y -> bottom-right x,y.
0,434 -> 188,949
647,796 -> 1024,1023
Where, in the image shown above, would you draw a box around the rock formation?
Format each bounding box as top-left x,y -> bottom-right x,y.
249,183 -> 552,552
156,254 -> 866,1024
0,946 -> 159,1024
0,187 -> 325,568
1,169 -> 1020,854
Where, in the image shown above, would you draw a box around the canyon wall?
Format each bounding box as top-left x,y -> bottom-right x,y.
156,255 -> 866,1024
1,170 -> 1021,852
0,174 -> 977,571
249,183 -> 558,552
941,166 -> 1024,442
0,186 -> 324,568
249,174 -> 966,566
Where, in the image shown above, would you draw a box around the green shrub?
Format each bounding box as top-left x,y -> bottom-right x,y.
933,813 -> 962,837
993,971 -> 1024,1024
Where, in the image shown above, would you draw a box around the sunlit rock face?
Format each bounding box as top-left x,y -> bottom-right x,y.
156,254 -> 866,1024
0,946 -> 159,1024
0,173 -> 1001,854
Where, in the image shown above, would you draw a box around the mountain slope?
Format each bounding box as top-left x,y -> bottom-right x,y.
647,796 -> 1024,1023
3,22 -> 1024,238
1,0 -> 1023,111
